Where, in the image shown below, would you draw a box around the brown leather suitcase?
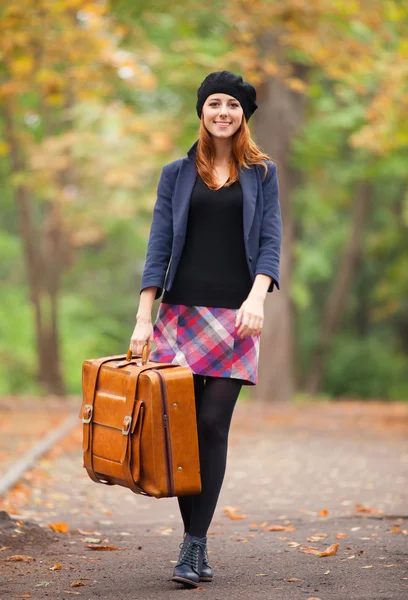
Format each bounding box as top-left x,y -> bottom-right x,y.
79,344 -> 201,498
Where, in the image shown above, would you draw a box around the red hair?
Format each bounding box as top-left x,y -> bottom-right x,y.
195,115 -> 272,190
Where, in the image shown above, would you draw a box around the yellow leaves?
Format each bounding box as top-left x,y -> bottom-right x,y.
317,508 -> 328,517
48,521 -> 69,533
0,142 -> 9,156
285,77 -> 308,93
49,563 -> 62,570
11,56 -> 34,76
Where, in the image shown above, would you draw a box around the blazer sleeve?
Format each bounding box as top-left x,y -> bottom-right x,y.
139,164 -> 174,300
254,161 -> 282,292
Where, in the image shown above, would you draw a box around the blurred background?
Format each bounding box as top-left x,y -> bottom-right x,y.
1,0 -> 407,403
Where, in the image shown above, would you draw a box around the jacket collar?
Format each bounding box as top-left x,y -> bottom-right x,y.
187,139 -> 199,160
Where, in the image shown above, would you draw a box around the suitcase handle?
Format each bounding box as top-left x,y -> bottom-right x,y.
125,342 -> 149,364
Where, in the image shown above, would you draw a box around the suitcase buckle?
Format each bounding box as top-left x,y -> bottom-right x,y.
122,415 -> 132,435
82,404 -> 93,423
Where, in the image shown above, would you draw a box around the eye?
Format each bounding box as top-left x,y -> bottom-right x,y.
209,102 -> 239,107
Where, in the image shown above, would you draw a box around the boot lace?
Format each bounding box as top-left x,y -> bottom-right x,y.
176,539 -> 206,570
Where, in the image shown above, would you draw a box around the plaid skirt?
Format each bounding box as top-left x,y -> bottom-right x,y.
149,302 -> 261,386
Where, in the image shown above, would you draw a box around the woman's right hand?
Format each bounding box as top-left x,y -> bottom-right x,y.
130,317 -> 154,359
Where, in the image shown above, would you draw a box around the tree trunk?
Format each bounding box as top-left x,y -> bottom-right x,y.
304,180 -> 372,395
2,103 -> 66,396
254,59 -> 308,403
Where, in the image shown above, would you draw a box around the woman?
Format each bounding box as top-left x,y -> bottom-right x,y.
131,70 -> 282,588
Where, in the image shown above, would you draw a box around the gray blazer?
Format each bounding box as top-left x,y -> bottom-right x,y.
140,139 -> 282,300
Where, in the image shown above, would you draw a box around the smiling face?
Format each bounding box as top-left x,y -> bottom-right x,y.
202,93 -> 244,138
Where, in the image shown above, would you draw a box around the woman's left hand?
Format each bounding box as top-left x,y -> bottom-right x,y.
235,295 -> 264,339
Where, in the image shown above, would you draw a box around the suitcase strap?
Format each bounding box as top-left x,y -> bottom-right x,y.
82,357 -> 155,495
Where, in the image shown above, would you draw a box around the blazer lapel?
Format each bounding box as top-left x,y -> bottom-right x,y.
173,140 -> 257,244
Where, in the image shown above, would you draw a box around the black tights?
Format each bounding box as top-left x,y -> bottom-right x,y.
177,373 -> 243,538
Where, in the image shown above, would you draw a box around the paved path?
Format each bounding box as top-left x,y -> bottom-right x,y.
1,399 -> 408,599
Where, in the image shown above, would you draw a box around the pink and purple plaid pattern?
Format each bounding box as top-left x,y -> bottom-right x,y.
149,303 -> 260,386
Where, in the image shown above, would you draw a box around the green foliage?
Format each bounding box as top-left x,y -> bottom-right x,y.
324,335 -> 408,401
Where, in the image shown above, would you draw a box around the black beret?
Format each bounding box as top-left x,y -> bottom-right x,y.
196,70 -> 258,122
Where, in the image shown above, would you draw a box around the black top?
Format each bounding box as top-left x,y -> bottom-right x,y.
162,173 -> 253,309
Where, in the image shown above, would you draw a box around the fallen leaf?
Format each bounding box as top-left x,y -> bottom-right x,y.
361,565 -> 373,568
0,546 -> 12,551
335,532 -> 347,539
297,545 -> 320,555
85,545 -> 122,551
319,543 -> 339,557
324,570 -> 331,574
308,534 -> 327,542
50,564 -> 62,570
265,524 -> 296,532
287,577 -> 304,582
48,522 -> 69,533
3,555 -> 36,562
318,509 -> 328,517
223,506 -> 248,520
298,543 -> 339,557
355,503 -> 382,514
82,537 -> 101,544
77,529 -> 101,535
255,573 -> 267,576
35,582 -> 52,587
71,580 -> 85,587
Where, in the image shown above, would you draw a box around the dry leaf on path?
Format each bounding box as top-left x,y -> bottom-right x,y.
49,563 -> 62,570
319,543 -> 339,557
318,509 -> 328,517
335,532 -> 347,538
287,577 -> 304,582
48,522 -> 69,533
223,506 -> 248,520
77,528 -> 101,536
265,524 -> 296,532
3,554 -> 36,562
298,543 -> 339,557
355,503 -> 383,514
85,544 -> 122,551
71,580 -> 85,587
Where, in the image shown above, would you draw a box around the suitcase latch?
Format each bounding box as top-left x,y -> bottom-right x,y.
82,404 -> 93,423
122,415 -> 132,435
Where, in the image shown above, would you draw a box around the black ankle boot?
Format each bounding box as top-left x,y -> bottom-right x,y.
171,533 -> 207,588
200,540 -> 213,582
176,532 -> 213,583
